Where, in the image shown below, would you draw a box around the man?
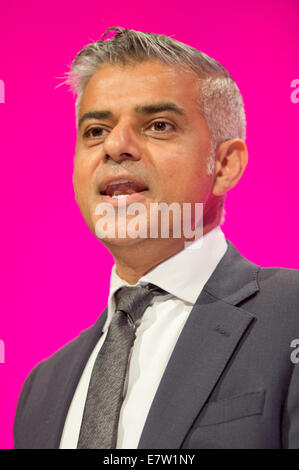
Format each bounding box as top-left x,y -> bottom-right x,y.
14,27 -> 299,449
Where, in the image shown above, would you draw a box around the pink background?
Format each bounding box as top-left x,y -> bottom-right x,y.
0,0 -> 298,449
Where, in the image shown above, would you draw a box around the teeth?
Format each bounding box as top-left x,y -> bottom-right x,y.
111,194 -> 130,199
108,179 -> 132,186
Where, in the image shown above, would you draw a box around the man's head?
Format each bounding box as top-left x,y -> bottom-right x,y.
67,27 -> 246,173
66,28 -> 247,264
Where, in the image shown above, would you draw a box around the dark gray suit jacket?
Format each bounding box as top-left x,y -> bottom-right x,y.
13,240 -> 299,448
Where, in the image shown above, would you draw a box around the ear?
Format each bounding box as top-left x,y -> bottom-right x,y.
212,139 -> 248,196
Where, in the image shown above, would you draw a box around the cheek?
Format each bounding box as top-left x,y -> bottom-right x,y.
157,149 -> 204,192
163,161 -> 210,203
73,154 -> 91,188
73,163 -> 83,196
74,144 -> 103,188
155,159 -> 180,197
73,163 -> 91,212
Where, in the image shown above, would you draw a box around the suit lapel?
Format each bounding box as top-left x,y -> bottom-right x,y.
49,308 -> 108,448
138,240 -> 260,449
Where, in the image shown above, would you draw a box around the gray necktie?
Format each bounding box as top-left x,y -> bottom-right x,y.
77,283 -> 166,449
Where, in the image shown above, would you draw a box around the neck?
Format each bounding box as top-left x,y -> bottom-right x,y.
105,219 -> 220,285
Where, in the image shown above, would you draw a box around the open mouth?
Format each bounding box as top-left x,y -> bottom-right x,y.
99,179 -> 149,199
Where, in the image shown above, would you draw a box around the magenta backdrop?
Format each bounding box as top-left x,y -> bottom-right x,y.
0,0 -> 298,449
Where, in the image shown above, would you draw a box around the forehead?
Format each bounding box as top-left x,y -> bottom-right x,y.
79,60 -> 202,116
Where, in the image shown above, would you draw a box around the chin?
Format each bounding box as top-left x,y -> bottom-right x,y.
96,235 -> 146,247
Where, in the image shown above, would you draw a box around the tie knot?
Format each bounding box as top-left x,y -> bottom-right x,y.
114,283 -> 166,324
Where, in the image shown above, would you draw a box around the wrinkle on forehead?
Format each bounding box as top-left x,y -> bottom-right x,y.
79,60 -> 202,119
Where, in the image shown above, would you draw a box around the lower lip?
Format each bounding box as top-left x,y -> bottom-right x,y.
98,191 -> 149,207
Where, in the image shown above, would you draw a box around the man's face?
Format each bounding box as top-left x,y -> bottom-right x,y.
73,60 -> 217,246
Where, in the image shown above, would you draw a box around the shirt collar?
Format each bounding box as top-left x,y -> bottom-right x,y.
103,225 -> 228,332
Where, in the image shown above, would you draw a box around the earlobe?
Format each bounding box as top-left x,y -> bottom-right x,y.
212,139 -> 248,196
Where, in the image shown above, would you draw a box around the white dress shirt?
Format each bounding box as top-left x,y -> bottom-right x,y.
59,225 -> 228,449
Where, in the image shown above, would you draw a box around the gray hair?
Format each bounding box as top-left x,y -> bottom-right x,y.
65,27 -> 247,224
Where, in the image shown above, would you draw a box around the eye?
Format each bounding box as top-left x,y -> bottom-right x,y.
149,121 -> 175,132
83,127 -> 109,138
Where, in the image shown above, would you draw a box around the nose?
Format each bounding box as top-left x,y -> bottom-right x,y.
102,121 -> 141,163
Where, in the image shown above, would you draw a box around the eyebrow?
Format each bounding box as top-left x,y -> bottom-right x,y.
78,102 -> 186,129
135,102 -> 186,117
78,110 -> 112,129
